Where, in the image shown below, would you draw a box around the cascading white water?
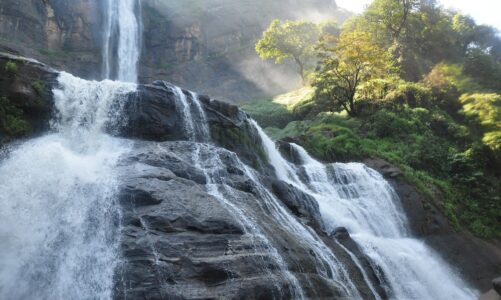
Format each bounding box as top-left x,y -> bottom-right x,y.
251,120 -> 478,300
0,72 -> 136,299
171,87 -> 212,142
103,0 -> 141,82
192,144 -> 306,299
189,92 -> 211,142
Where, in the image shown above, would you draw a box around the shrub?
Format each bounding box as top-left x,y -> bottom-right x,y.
369,109 -> 421,138
384,82 -> 433,108
460,93 -> 501,130
5,61 -> 18,75
0,97 -> 29,136
31,81 -> 44,95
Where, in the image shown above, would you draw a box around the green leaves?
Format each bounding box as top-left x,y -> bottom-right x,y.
0,97 -> 30,137
313,31 -> 395,116
256,19 -> 323,82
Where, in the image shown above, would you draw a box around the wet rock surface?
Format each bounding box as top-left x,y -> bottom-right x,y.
114,141 -> 380,299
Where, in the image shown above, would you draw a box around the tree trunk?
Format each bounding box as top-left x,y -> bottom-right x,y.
294,56 -> 305,85
347,92 -> 357,117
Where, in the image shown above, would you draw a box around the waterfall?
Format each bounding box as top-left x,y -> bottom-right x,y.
103,0 -> 141,82
250,120 -> 478,300
0,72 -> 136,299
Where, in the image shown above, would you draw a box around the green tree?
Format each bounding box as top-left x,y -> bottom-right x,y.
256,19 -> 321,84
365,0 -> 419,42
452,13 -> 497,55
313,31 -> 395,117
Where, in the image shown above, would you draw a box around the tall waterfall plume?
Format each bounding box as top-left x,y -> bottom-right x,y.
102,0 -> 142,82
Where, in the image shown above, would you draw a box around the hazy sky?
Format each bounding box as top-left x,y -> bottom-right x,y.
336,0 -> 501,31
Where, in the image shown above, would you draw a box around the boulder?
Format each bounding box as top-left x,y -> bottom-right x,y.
494,277 -> 501,296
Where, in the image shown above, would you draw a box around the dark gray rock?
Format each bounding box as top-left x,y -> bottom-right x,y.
330,227 -> 350,240
494,277 -> 501,296
119,82 -> 272,175
114,141 -> 381,299
277,139 -> 304,165
271,179 -> 323,229
328,227 -> 389,300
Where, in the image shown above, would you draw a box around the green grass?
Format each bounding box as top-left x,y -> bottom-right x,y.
240,87 -> 315,128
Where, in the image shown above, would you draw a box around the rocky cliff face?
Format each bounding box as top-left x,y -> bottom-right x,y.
0,0 -> 103,79
0,53 -> 57,142
138,0 -> 350,101
0,0 -> 350,102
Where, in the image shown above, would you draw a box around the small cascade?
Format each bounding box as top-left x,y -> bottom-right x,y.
189,92 -> 211,142
0,72 -> 136,299
171,87 -> 212,142
251,121 -> 478,299
172,86 -> 196,140
103,0 -> 141,82
258,133 -> 478,299
182,115 -> 373,297
192,144 -> 306,299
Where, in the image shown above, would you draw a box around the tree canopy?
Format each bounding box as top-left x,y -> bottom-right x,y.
313,31 -> 394,116
255,19 -> 321,83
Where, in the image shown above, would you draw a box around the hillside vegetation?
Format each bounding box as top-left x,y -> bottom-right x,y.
246,0 -> 501,238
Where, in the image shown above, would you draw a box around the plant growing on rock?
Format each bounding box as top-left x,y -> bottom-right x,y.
5,61 -> 18,75
0,97 -> 29,136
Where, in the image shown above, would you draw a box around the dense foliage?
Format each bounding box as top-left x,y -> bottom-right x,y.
252,0 -> 501,238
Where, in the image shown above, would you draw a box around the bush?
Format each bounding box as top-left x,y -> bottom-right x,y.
0,97 -> 29,136
31,81 -> 44,95
384,82 -> 433,108
424,63 -> 485,94
241,99 -> 295,128
304,123 -> 367,161
369,109 -> 424,138
5,61 -> 18,75
460,93 -> 501,130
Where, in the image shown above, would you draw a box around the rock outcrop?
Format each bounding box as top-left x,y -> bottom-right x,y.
113,85 -> 384,299
0,53 -> 57,142
0,0 -> 103,79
